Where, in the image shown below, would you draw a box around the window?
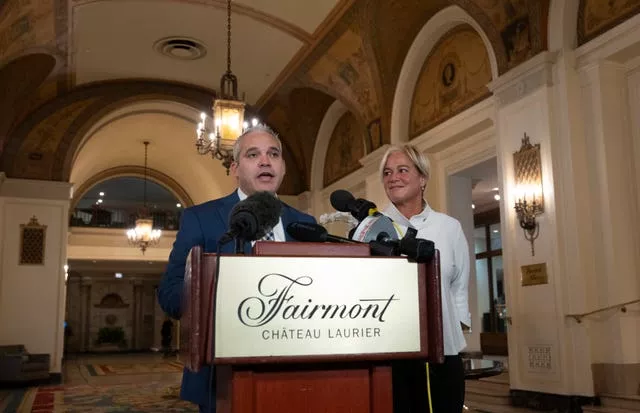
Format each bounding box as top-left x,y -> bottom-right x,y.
70,177 -> 183,230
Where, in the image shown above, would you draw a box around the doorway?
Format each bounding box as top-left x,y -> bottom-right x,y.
451,156 -> 507,356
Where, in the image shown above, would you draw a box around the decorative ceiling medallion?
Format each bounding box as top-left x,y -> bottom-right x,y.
153,37 -> 207,61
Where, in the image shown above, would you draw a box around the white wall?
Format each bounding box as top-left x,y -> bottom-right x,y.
0,175 -> 72,373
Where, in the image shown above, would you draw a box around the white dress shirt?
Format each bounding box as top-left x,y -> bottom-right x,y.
382,202 -> 470,356
237,188 -> 285,242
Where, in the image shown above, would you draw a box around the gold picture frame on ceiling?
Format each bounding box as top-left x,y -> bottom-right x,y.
19,216 -> 47,265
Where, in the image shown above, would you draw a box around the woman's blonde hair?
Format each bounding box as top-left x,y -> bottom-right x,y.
379,144 -> 431,182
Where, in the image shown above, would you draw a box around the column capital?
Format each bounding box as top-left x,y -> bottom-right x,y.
488,51 -> 558,107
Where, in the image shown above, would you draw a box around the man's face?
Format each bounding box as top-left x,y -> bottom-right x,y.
230,131 -> 285,195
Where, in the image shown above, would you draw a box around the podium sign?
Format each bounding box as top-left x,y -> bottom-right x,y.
214,256 -> 422,362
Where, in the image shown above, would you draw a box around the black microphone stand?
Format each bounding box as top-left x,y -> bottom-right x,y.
234,237 -> 247,255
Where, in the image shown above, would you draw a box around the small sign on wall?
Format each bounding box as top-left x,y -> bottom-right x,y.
521,263 -> 548,286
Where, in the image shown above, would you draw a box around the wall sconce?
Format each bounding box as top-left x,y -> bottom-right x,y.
513,133 -> 544,256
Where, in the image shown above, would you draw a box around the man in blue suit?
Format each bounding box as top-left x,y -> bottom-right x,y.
157,124 -> 316,412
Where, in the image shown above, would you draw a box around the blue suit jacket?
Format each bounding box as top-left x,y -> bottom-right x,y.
157,191 -> 316,407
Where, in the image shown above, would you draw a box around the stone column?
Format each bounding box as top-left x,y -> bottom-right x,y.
488,51 -> 594,399
131,278 -> 144,350
80,276 -> 92,352
575,58 -> 640,394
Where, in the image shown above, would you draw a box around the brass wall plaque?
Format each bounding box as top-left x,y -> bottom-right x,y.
521,263 -> 548,286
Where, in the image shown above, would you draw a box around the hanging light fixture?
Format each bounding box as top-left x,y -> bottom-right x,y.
195,0 -> 246,174
126,141 -> 161,254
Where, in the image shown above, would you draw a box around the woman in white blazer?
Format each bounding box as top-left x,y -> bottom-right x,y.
380,144 -> 470,413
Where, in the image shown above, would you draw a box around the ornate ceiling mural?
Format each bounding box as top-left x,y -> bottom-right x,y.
0,81 -> 213,181
0,0 -> 56,60
286,88 -> 336,180
0,53 -> 56,152
368,0 -> 451,138
0,0 -> 634,197
465,0 -> 548,70
323,111 -> 365,187
307,26 -> 379,125
578,0 -> 640,45
410,25 -> 492,137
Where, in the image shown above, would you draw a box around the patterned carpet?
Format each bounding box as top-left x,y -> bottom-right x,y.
1,382 -> 197,412
83,361 -> 183,376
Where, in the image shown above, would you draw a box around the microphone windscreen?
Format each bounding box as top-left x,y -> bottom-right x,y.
350,215 -> 401,243
230,191 -> 282,240
330,189 -> 354,212
286,222 -> 328,242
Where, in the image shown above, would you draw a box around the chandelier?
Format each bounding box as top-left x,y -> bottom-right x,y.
126,141 -> 161,254
195,0 -> 246,174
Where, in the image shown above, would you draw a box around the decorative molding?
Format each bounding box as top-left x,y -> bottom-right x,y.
390,5 -> 499,145
487,51 -> 558,107
255,0 -> 356,108
71,0 -> 314,44
358,143 -> 390,177
411,97 -> 496,154
310,100 -> 348,191
574,13 -> 640,69
319,169 -> 367,201
0,176 -> 72,201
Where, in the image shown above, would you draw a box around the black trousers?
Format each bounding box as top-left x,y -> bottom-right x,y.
392,355 -> 465,413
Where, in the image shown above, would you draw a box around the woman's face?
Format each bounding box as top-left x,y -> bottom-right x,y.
382,151 -> 426,206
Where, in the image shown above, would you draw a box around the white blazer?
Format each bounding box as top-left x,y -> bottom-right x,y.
382,202 -> 470,356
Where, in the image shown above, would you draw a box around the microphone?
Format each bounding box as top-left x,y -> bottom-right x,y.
328,189 -> 434,262
330,190 -> 378,221
286,222 -> 355,244
288,222 -> 397,257
376,229 -> 435,263
330,189 -> 402,243
219,191 -> 282,244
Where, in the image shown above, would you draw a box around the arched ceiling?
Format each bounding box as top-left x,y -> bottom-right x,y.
70,101 -> 237,205
69,0 -> 341,103
23,0 -> 640,197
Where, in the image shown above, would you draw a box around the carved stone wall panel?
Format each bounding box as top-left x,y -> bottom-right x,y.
90,281 -> 134,351
323,111 -> 365,187
578,0 -> 640,45
410,25 -> 492,137
0,0 -> 56,60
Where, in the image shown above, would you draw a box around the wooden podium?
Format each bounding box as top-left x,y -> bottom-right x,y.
180,242 -> 443,413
